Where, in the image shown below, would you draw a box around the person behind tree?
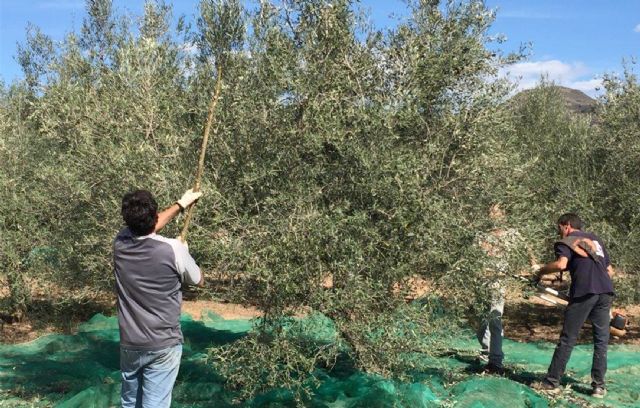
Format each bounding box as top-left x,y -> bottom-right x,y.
113,188 -> 203,408
475,204 -> 523,375
533,213 -> 615,399
476,279 -> 505,374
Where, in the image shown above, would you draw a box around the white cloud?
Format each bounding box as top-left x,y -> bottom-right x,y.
634,24 -> 640,33
499,60 -> 602,97
504,60 -> 588,82
571,78 -> 603,94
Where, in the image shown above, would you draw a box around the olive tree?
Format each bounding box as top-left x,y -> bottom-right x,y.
596,64 -> 640,302
204,0 -> 525,401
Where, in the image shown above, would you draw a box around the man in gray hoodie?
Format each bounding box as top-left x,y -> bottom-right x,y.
113,188 -> 203,408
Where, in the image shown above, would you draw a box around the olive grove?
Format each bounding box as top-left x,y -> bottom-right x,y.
1,0 -> 638,402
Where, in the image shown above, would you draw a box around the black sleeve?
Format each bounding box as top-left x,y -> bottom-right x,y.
554,242 -> 572,264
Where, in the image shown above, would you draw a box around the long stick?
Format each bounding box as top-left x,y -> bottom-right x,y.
507,273 -> 570,302
180,65 -> 224,241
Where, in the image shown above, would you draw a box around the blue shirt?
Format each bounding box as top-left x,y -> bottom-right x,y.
555,230 -> 614,299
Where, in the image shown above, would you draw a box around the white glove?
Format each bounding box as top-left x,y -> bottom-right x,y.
531,263 -> 542,275
177,189 -> 203,210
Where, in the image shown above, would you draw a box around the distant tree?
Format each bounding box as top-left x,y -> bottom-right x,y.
597,63 -> 640,302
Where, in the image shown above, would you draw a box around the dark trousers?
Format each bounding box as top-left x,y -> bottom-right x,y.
545,293 -> 612,388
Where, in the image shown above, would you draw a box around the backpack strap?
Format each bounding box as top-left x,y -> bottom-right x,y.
555,236 -> 607,270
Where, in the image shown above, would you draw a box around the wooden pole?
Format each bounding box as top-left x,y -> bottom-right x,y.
180,65 -> 223,241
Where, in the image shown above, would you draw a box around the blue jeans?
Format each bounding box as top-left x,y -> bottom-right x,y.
120,344 -> 182,408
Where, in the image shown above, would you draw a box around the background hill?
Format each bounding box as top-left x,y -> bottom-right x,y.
513,85 -> 598,114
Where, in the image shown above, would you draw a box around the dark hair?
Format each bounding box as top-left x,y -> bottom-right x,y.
121,190 -> 158,236
557,213 -> 584,230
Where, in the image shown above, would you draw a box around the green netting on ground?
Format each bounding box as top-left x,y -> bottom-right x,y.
1,312 -> 639,407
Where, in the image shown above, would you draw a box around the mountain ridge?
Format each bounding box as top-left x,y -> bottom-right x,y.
512,85 -> 598,114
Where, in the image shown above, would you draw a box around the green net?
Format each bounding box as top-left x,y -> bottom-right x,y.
1,312 -> 639,407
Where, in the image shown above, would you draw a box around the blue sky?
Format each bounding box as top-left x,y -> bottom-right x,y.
1,1 -> 639,96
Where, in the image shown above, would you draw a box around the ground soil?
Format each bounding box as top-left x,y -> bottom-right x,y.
1,280 -> 639,346
503,297 -> 640,345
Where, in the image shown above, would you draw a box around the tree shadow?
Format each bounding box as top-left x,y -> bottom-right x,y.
504,299 -> 640,345
0,309 -> 249,405
1,295 -> 116,343
445,349 -> 586,390
570,383 -> 593,396
181,318 -> 248,350
503,301 -> 564,343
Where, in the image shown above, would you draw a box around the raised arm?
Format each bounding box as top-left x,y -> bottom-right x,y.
154,189 -> 203,233
155,204 -> 181,232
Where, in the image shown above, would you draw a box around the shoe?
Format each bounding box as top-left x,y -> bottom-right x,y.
483,363 -> 505,375
532,381 -> 560,394
592,387 -> 607,399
